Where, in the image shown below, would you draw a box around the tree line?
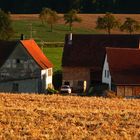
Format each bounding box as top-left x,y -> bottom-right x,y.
39,9 -> 140,34
0,0 -> 140,14
0,8 -> 139,40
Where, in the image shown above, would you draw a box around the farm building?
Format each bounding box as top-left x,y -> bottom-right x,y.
62,34 -> 140,93
102,48 -> 140,97
0,39 -> 53,93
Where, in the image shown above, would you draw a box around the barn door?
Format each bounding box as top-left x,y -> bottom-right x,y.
12,83 -> 19,92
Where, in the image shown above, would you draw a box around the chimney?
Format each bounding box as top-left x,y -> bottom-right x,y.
20,34 -> 25,40
68,33 -> 72,45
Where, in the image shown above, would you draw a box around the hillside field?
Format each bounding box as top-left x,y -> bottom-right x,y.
11,17 -> 98,42
43,47 -> 63,72
11,14 -> 140,37
0,94 -> 139,139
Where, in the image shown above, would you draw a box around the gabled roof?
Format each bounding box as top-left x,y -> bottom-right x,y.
63,34 -> 140,67
62,34 -> 140,81
0,39 -> 53,69
106,48 -> 140,85
20,39 -> 53,69
0,40 -> 17,67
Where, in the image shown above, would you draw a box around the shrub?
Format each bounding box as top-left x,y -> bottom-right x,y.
87,87 -> 94,96
46,88 -> 59,94
53,70 -> 62,90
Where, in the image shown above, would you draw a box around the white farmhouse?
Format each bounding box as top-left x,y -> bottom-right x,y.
0,39 -> 53,93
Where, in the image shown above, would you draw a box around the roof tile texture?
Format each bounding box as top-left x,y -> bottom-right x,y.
106,48 -> 140,85
21,39 -> 53,69
62,34 -> 140,81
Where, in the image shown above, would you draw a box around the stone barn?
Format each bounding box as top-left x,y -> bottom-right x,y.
102,48 -> 140,97
0,39 -> 53,93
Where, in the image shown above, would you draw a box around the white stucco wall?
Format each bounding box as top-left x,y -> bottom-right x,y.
47,68 -> 53,87
41,68 -> 53,90
102,55 -> 111,89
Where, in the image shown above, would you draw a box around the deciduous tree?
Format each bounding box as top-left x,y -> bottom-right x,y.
64,9 -> 81,31
120,17 -> 140,34
0,10 -> 13,40
39,8 -> 59,32
96,13 -> 119,34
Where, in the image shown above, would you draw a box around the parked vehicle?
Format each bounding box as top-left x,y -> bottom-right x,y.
60,85 -> 72,94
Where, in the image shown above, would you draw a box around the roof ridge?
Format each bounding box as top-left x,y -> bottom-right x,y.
106,47 -> 140,51
20,39 -> 53,69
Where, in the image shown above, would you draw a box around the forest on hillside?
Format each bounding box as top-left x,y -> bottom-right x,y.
0,0 -> 140,14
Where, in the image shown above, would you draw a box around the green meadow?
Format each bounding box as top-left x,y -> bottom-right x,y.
12,20 -> 98,42
42,47 -> 63,72
12,20 -> 98,71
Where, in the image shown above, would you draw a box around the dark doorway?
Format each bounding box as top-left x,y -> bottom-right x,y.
12,83 -> 19,92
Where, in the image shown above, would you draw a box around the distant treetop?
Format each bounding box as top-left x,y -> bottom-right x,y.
0,0 -> 140,14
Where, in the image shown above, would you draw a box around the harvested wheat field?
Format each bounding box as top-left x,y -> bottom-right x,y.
0,93 -> 140,139
11,14 -> 140,33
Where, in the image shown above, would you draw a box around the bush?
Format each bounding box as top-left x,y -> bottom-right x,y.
46,88 -> 59,94
87,87 -> 94,96
53,70 -> 62,90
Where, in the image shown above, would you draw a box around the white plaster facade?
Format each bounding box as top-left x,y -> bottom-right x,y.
102,55 -> 111,89
41,68 -> 53,90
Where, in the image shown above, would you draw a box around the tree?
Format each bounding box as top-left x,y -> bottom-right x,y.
39,8 -> 59,32
64,9 -> 81,31
96,13 -> 119,34
0,10 -> 13,40
120,17 -> 140,34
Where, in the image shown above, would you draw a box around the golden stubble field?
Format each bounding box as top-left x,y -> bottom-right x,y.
11,14 -> 140,33
0,93 -> 140,139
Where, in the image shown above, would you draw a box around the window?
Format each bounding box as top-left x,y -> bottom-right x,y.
64,81 -> 70,85
78,81 -> 83,86
16,59 -> 20,64
105,70 -> 109,78
1,72 -> 9,79
12,83 -> 19,92
48,69 -> 52,76
105,70 -> 107,77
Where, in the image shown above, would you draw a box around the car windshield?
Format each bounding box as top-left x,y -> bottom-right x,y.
61,85 -> 70,88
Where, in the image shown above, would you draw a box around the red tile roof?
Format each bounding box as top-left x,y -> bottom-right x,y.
106,48 -> 140,85
63,34 -> 140,81
21,40 -> 53,69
